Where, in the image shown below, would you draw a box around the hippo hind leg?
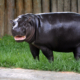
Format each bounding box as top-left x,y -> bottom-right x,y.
73,47 -> 80,60
40,47 -> 54,62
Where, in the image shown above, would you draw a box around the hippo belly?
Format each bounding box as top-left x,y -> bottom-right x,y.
35,20 -> 80,52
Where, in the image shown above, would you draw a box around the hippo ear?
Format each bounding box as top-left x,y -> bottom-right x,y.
10,20 -> 14,24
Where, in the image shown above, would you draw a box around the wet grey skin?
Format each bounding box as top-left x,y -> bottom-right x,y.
11,12 -> 80,62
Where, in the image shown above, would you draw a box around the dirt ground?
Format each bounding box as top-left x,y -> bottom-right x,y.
0,67 -> 80,80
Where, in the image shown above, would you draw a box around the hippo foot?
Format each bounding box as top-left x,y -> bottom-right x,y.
73,47 -> 80,60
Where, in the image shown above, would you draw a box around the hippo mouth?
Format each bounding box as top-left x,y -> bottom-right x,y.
14,36 -> 26,41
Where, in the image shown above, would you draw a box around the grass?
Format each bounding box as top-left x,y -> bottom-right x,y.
0,35 -> 80,73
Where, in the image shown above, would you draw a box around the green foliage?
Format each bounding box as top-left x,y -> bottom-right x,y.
0,35 -> 80,73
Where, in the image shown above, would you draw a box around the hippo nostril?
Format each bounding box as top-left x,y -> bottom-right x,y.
22,28 -> 26,33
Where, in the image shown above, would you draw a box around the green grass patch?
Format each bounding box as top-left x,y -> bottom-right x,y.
0,35 -> 80,73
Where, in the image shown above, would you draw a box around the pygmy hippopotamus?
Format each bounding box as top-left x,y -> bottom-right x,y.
11,12 -> 80,62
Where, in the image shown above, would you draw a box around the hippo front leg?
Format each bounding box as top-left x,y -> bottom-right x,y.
29,44 -> 40,60
73,46 -> 80,60
40,47 -> 54,62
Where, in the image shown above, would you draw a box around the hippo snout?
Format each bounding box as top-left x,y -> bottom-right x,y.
12,27 -> 26,36
12,27 -> 26,41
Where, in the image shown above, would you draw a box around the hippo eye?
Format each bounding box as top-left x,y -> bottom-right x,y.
20,22 -> 25,26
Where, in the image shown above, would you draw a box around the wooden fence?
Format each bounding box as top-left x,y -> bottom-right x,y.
0,0 -> 80,37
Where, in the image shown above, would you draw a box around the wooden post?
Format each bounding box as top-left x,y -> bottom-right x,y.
4,0 -> 8,35
64,0 -> 70,12
24,0 -> 32,13
78,0 -> 80,13
71,0 -> 77,12
42,0 -> 50,13
57,0 -> 63,12
33,0 -> 41,13
0,0 -> 4,37
16,0 -> 23,16
7,0 -> 15,35
51,0 -> 57,12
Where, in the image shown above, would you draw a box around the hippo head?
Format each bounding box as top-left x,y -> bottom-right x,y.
11,14 -> 36,43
